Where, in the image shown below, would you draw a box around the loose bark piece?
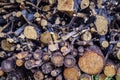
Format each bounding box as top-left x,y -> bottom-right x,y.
78,46 -> 105,75
63,67 -> 80,80
24,25 -> 38,40
80,0 -> 89,10
57,0 -> 74,12
95,15 -> 108,35
104,63 -> 116,77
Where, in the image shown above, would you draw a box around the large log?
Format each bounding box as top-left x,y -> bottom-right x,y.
78,46 -> 105,75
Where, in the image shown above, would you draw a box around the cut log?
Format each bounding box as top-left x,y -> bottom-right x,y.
1,39 -> 15,51
116,66 -> 120,80
40,32 -> 58,44
64,55 -> 76,67
57,0 -> 74,13
63,67 -> 80,80
34,71 -> 44,80
16,59 -> 23,67
80,74 -> 91,80
104,62 -> 116,77
95,15 -> 108,35
24,25 -> 38,40
51,52 -> 64,67
81,31 -> 92,41
117,49 -> 120,60
78,46 -> 105,75
80,0 -> 89,10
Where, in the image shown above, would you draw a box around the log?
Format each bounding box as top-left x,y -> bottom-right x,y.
78,46 -> 105,75
1,39 -> 15,51
63,67 -> 80,80
24,25 -> 38,40
95,15 -> 108,35
51,52 -> 64,67
99,74 -> 107,80
80,0 -> 89,10
116,66 -> 120,80
80,74 -> 91,80
34,71 -> 44,80
57,0 -> 74,13
117,49 -> 120,60
16,59 -> 24,67
104,62 -> 116,77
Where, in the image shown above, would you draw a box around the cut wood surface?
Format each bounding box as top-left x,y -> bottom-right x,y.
64,67 -> 80,80
104,63 -> 116,77
78,46 -> 105,75
57,0 -> 74,12
24,25 -> 38,40
95,15 -> 108,35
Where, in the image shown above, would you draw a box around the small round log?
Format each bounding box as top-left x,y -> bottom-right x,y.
51,52 -> 64,67
104,62 -> 116,77
81,31 -> 92,41
63,67 -> 80,80
51,68 -> 61,77
34,71 -> 44,80
80,74 -> 91,80
1,59 -> 15,72
1,39 -> 15,51
64,55 -> 76,67
16,59 -> 24,67
41,62 -> 53,74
